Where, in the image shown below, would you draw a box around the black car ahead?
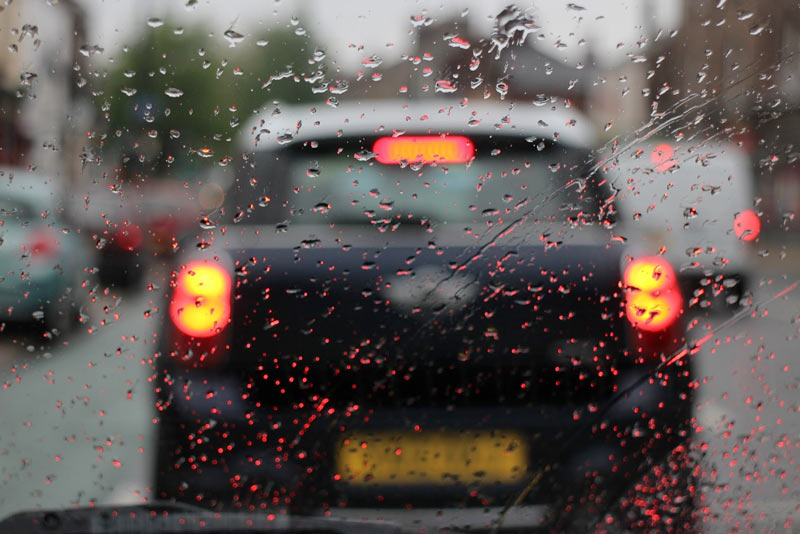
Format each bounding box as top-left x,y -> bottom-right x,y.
154,101 -> 693,532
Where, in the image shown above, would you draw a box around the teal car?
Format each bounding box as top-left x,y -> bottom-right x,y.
0,171 -> 86,335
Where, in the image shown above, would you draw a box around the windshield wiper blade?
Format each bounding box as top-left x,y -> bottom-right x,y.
0,503 -> 408,534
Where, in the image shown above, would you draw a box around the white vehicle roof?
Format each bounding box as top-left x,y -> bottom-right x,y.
0,168 -> 63,208
240,99 -> 598,151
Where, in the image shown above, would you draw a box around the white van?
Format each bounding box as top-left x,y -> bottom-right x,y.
606,138 -> 759,309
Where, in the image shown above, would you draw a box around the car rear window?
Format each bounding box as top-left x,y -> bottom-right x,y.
227,138 -> 611,229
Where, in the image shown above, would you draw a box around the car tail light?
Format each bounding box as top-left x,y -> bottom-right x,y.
623,256 -> 683,332
373,135 -> 475,165
734,209 -> 760,242
169,261 -> 231,338
26,228 -> 59,259
115,224 -> 143,251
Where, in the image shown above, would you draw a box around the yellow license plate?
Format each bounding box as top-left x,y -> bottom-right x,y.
335,430 -> 528,486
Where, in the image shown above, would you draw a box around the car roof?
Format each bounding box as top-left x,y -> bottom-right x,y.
0,169 -> 62,207
240,99 -> 598,152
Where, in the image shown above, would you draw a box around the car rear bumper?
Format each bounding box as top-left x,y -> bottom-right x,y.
155,363 -> 692,512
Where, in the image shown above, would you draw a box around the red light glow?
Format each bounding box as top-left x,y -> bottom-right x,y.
650,143 -> 677,172
169,261 -> 231,338
734,209 -> 760,242
624,256 -> 683,332
373,136 -> 475,165
115,225 -> 143,251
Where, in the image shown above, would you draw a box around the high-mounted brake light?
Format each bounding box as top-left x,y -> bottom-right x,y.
373,135 -> 475,165
169,262 -> 231,338
734,209 -> 760,242
624,256 -> 682,332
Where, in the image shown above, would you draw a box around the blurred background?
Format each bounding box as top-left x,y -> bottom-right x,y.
0,0 -> 798,532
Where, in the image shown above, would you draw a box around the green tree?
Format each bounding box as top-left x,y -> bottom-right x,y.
92,23 -> 319,182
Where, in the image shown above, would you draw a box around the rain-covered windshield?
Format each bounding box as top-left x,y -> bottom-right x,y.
0,2 -> 798,534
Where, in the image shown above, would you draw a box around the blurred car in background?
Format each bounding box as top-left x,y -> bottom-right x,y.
154,101 -> 694,531
70,179 -> 201,289
0,170 -> 87,335
606,138 -> 759,310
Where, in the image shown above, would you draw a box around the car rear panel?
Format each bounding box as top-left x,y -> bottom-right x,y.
157,240 -> 691,510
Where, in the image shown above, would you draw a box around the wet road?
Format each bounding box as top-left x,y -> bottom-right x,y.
0,262 -> 798,532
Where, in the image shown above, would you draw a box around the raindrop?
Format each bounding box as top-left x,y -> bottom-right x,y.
164,87 -> 184,98
121,87 -> 137,96
448,36 -> 471,49
224,28 -> 245,47
146,17 -> 164,28
435,80 -> 457,93
354,150 -> 378,162
496,81 -> 509,97
329,80 -> 349,94
533,94 -> 548,107
276,133 -> 295,145
79,44 -> 104,57
19,72 -> 37,86
362,55 -> 383,69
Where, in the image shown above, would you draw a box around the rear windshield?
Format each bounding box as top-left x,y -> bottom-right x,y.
227,138 -> 610,230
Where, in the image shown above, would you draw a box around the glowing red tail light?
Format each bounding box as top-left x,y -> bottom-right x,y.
373,135 -> 475,165
115,224 -> 143,251
26,229 -> 59,259
623,256 -> 683,332
169,261 -> 231,338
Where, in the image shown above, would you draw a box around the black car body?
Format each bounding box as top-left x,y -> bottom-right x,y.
154,102 -> 693,531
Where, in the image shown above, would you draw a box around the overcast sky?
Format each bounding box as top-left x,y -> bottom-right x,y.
69,0 -> 683,72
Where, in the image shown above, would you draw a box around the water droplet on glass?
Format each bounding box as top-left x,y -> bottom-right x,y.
329,80 -> 349,94
146,17 -> 164,28
164,87 -> 184,98
435,80 -> 457,93
223,28 -> 245,47
276,133 -> 295,145
354,150 -> 378,162
362,55 -> 382,69
19,72 -> 37,86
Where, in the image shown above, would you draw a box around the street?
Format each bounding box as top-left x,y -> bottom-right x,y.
0,259 -> 798,532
